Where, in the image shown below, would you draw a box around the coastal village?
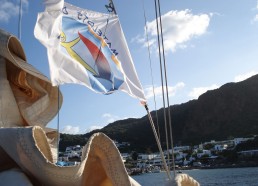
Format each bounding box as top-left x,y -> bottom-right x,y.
59,135 -> 258,174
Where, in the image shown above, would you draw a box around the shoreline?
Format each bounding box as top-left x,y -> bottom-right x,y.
128,162 -> 258,176
177,162 -> 258,171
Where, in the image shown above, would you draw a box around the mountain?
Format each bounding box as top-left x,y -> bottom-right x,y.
60,74 -> 258,152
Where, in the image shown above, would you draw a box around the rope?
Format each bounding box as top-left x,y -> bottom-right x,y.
156,0 -> 176,177
141,0 -> 160,140
18,0 -> 22,40
144,104 -> 172,180
154,0 -> 171,172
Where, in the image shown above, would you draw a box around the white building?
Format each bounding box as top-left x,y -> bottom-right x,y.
64,145 -> 82,159
214,144 -> 228,151
138,154 -> 158,160
174,151 -> 187,161
197,149 -> 211,158
174,146 -> 190,152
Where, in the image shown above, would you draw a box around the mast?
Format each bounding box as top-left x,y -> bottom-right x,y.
57,86 -> 60,162
156,0 -> 176,177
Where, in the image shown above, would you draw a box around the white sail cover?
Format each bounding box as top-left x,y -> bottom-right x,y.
34,0 -> 146,102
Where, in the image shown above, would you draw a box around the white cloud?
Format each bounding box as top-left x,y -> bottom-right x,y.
251,1 -> 258,22
188,84 -> 219,99
61,125 -> 80,134
234,71 -> 258,82
136,9 -> 211,52
131,34 -> 145,44
254,14 -> 258,22
0,0 -> 28,23
84,125 -> 103,133
145,82 -> 185,99
102,113 -> 121,123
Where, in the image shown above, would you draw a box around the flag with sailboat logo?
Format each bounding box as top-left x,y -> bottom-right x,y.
34,0 -> 146,102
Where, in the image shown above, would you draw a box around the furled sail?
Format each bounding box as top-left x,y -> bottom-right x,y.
34,0 -> 146,102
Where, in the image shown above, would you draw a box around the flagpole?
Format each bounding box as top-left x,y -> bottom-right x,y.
18,0 -> 22,40
57,86 -> 60,162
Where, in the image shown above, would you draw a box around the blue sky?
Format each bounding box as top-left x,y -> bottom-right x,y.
1,0 -> 258,134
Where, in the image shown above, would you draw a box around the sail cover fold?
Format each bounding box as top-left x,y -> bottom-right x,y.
34,0 -> 146,102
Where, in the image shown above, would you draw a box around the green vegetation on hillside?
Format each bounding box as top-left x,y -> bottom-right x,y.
59,75 -> 258,153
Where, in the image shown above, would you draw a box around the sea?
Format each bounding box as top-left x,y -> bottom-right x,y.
132,167 -> 258,186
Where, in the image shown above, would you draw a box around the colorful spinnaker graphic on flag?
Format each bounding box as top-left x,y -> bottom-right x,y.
34,0 -> 146,101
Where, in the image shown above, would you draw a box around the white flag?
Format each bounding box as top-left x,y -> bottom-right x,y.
34,0 -> 146,102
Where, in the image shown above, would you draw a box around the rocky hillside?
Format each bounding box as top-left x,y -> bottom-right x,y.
61,74 -> 258,152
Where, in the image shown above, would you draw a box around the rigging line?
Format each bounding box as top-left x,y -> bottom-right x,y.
157,0 -> 176,177
93,14 -> 110,66
141,0 -> 160,140
18,0 -> 22,40
154,0 -> 171,173
57,86 -> 60,162
92,2 -> 113,80
144,104 -> 172,180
